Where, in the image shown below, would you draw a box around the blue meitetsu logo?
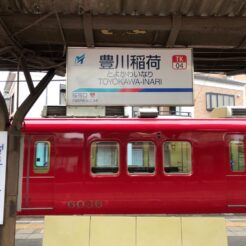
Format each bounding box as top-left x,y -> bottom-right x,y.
74,54 -> 86,65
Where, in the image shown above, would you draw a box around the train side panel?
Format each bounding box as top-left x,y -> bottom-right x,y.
19,119 -> 246,214
72,130 -> 227,214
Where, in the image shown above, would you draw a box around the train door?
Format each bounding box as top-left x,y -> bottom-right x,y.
226,134 -> 246,208
23,135 -> 55,211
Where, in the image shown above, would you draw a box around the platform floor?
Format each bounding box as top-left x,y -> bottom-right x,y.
15,215 -> 246,246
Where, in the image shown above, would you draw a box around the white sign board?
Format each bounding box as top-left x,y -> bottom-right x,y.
0,131 -> 7,225
67,48 -> 193,106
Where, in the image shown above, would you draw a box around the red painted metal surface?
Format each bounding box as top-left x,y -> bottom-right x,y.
19,118 -> 246,215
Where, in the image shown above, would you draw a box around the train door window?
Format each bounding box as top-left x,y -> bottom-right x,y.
91,141 -> 119,174
229,140 -> 245,172
34,141 -> 50,173
163,141 -> 192,174
127,141 -> 155,174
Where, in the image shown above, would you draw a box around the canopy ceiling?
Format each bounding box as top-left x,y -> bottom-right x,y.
0,0 -> 246,75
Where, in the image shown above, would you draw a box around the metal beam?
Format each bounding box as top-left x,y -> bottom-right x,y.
12,69 -> 56,130
55,11 -> 67,57
3,15 -> 246,32
194,56 -> 246,61
21,59 -> 35,94
0,46 -> 15,55
238,36 -> 246,48
88,15 -> 246,32
12,11 -> 55,37
0,16 -> 65,75
166,15 -> 182,48
93,15 -> 172,30
83,12 -> 94,47
0,17 -> 22,49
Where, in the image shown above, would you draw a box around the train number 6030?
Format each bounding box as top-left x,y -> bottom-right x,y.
67,200 -> 103,209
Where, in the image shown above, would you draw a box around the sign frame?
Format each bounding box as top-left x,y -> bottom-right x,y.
67,47 -> 194,106
0,131 -> 7,225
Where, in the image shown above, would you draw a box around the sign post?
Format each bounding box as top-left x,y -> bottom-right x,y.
0,132 -> 7,225
67,48 -> 193,106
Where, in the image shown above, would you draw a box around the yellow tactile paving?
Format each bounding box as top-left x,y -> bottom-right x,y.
40,216 -> 229,246
182,217 -> 228,246
137,217 -> 181,246
42,216 -> 90,246
90,216 -> 135,246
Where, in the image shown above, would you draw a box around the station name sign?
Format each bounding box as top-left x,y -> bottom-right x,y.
0,131 -> 7,225
67,48 -> 193,106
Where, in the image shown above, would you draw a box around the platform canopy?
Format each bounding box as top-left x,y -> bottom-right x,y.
0,0 -> 246,75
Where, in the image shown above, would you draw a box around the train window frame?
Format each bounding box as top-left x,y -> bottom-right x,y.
33,141 -> 50,174
163,141 -> 192,175
90,141 -> 120,175
127,141 -> 156,175
229,140 -> 245,172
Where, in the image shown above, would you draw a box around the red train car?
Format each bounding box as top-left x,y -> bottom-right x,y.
18,118 -> 246,215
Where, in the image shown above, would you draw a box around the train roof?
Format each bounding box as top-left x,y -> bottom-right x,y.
22,118 -> 246,133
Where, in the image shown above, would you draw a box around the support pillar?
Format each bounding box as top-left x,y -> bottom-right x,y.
0,69 -> 55,246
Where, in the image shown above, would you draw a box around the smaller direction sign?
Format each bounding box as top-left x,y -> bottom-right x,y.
0,132 -> 7,225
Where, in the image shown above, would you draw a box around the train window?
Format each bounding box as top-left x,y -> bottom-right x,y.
229,140 -> 245,172
91,142 -> 119,174
127,142 -> 155,174
163,141 -> 192,174
34,141 -> 50,173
